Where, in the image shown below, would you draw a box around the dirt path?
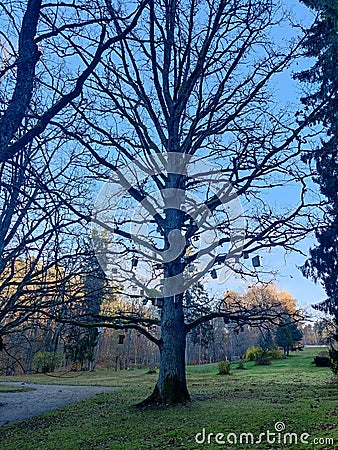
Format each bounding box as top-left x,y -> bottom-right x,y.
0,382 -> 117,426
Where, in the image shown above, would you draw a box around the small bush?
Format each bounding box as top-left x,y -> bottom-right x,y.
268,348 -> 284,360
146,367 -> 157,374
256,357 -> 271,366
237,359 -> 246,370
313,356 -> 331,367
33,351 -> 63,373
246,345 -> 264,361
219,361 -> 231,375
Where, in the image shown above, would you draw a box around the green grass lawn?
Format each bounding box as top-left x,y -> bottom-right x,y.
0,385 -> 36,393
0,348 -> 337,449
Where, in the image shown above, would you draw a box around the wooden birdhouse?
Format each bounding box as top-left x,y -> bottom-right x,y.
252,255 -> 260,267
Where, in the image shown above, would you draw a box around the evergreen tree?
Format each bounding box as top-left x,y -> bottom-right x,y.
295,1 -> 338,351
64,242 -> 108,371
275,316 -> 303,357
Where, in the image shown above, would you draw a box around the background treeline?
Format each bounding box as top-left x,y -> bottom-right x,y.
1,280 -> 333,375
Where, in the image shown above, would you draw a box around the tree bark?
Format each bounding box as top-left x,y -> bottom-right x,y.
138,295 -> 190,406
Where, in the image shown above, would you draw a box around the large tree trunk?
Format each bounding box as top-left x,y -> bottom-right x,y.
138,295 -> 190,406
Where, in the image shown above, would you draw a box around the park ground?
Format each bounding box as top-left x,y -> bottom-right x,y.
0,347 -> 337,449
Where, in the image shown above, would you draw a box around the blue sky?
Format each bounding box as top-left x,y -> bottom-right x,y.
270,0 -> 326,310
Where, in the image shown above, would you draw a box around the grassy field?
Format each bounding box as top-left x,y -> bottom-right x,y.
0,348 -> 337,449
0,385 -> 36,393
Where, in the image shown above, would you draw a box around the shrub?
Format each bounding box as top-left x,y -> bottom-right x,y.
246,345 -> 283,362
33,351 -> 63,373
313,356 -> 331,367
219,361 -> 231,375
268,348 -> 284,360
146,367 -> 157,374
246,346 -> 264,361
237,359 -> 246,370
256,357 -> 271,366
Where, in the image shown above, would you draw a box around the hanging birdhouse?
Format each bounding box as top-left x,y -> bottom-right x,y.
131,256 -> 139,268
243,251 -> 249,259
252,255 -> 260,267
118,334 -> 125,344
210,268 -> 217,279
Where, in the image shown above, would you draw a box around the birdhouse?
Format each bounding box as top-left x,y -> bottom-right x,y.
243,251 -> 249,259
142,298 -> 148,305
131,257 -> 139,268
210,269 -> 217,279
112,267 -> 118,274
252,255 -> 260,267
118,334 -> 125,344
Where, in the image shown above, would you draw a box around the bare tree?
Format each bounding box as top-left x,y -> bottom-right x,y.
1,0 -> 325,404
0,0 -> 149,163
42,0 -> 323,405
0,0 -> 150,368
0,133 -> 103,363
